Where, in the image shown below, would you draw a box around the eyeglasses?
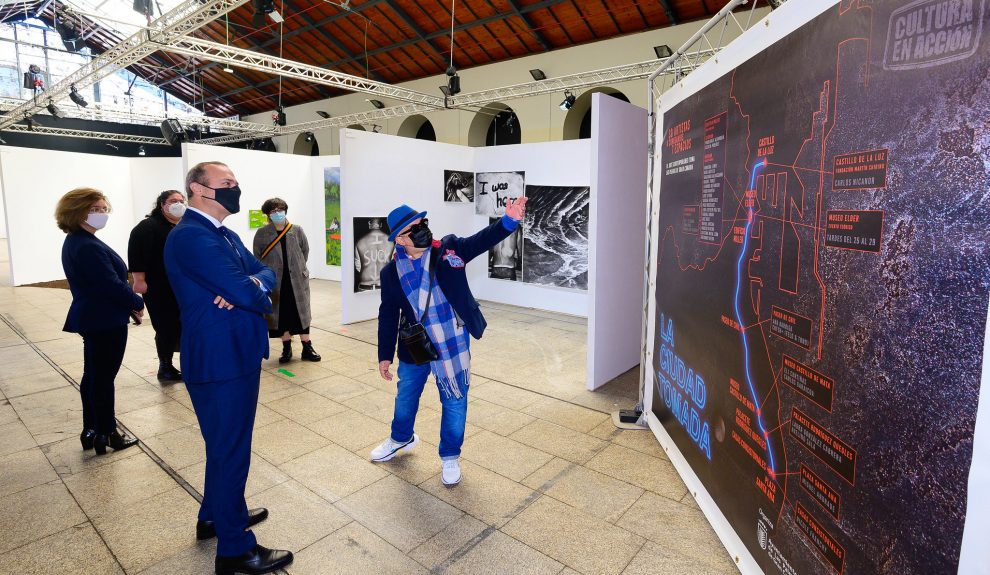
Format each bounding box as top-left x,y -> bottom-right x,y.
88,206 -> 109,214
398,219 -> 428,237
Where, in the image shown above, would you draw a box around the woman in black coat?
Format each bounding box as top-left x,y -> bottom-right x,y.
57,187 -> 143,455
128,190 -> 185,381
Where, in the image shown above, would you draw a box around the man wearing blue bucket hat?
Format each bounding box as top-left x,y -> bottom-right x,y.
371,197 -> 527,485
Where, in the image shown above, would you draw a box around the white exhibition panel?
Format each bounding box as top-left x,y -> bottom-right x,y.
587,93 -> 647,390
182,144 -> 317,265
339,129 -> 474,324
0,174 -> 7,238
0,146 -> 136,286
470,139 -> 591,317
310,155 -> 341,282
128,158 -> 184,223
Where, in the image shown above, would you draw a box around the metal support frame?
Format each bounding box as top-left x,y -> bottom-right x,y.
5,122 -> 169,144
162,37 -> 446,108
635,0 -> 761,426
0,0 -> 250,130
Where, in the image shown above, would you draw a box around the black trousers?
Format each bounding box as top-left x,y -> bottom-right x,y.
79,325 -> 128,434
146,295 -> 181,366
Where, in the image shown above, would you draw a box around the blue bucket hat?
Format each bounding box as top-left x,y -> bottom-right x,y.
386,204 -> 428,242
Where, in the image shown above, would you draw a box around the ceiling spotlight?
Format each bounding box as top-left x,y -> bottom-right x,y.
273,105 -> 286,126
367,99 -> 385,109
766,0 -> 783,8
559,92 -> 576,111
439,85 -> 452,97
223,64 -> 234,73
529,69 -> 546,81
654,45 -> 673,59
23,116 -> 35,131
371,124 -> 382,133
105,143 -> 119,151
46,101 -> 64,119
445,74 -> 461,97
316,110 -> 331,119
138,145 -> 147,156
0,133 -> 6,145
69,85 -> 88,107
304,132 -> 314,142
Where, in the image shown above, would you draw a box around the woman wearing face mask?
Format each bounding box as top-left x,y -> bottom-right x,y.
252,198 -> 321,364
56,188 -> 144,455
127,190 -> 186,381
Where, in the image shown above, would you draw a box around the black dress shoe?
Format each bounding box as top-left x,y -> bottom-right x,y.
80,429 -> 96,450
197,508 -> 269,540
156,364 -> 183,382
215,544 -> 293,575
300,341 -> 321,362
94,429 -> 138,455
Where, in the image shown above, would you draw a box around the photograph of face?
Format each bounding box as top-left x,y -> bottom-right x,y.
353,216 -> 394,292
444,170 -> 474,203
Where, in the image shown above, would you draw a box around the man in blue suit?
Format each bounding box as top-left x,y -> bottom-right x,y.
372,198 -> 526,486
164,161 -> 292,575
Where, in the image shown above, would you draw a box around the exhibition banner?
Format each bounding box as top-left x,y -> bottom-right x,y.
650,1 -> 990,573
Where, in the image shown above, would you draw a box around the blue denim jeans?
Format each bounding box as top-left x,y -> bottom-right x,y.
390,361 -> 468,460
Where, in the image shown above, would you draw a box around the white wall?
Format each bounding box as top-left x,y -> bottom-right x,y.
339,129 -> 474,324
587,94 -> 648,390
310,155 -> 341,282
0,173 -> 7,238
0,146 -> 136,286
182,144 -> 317,264
470,140 -> 591,317
129,157 -> 184,223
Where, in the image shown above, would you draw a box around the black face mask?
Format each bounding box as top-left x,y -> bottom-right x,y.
406,221 -> 433,248
202,184 -> 242,214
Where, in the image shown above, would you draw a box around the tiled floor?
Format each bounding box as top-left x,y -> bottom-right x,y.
0,240 -> 737,574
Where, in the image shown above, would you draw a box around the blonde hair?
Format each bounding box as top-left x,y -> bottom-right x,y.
55,187 -> 111,233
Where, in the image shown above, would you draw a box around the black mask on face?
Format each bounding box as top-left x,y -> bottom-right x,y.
201,184 -> 242,214
406,221 -> 433,248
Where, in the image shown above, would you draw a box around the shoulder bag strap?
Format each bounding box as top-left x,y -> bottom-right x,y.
260,223 -> 293,260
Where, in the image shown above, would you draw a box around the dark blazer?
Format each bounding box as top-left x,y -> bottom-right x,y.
62,229 -> 144,334
378,216 -> 515,363
164,210 -> 276,384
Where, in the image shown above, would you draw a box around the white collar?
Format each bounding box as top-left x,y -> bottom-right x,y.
187,206 -> 223,228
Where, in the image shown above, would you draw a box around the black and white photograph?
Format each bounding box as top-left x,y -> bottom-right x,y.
353,216 -> 394,293
522,185 -> 590,290
443,170 -> 474,202
474,171 -> 525,217
488,217 -> 523,281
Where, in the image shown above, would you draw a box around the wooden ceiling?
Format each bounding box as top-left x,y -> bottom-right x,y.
23,0 -> 761,118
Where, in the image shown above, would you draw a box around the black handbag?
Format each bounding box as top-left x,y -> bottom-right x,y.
398,256 -> 439,365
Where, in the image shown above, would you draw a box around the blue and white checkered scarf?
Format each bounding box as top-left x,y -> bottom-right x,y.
395,246 -> 471,400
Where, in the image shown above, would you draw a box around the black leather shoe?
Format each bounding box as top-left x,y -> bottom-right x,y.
279,342 -> 292,364
94,429 -> 138,455
197,508 -> 269,540
215,544 -> 293,575
80,429 -> 96,450
157,364 -> 183,382
300,342 -> 321,362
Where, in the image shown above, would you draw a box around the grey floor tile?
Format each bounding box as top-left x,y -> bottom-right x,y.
420,460 -> 537,527
521,458 -> 644,523
247,479 -> 352,552
135,540 -> 217,575
616,492 -> 733,569
0,523 -> 123,575
0,370 -> 70,400
303,374 -> 375,402
279,443 -> 388,502
522,397 -> 609,433
116,400 -> 198,439
8,386 -> 82,445
267,389 -> 348,425
286,521 -> 427,575
335,475 -> 463,553
0,420 -> 37,457
139,425 -> 206,471
503,496 -> 644,575
179,451 -> 290,499
251,419 -> 329,465
0,481 -> 87,555
468,380 -> 545,411
467,398 -> 536,436
461,430 -> 554,482
306,408 -> 391,452
510,419 -> 608,464
0,446 -> 59,498
63,453 -> 178,519
41,434 -> 142,477
585,444 -> 688,501
621,540 -> 738,575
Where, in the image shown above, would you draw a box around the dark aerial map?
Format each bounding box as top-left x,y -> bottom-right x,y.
651,1 -> 990,573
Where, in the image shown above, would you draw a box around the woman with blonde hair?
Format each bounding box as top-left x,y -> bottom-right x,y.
57,188 -> 143,454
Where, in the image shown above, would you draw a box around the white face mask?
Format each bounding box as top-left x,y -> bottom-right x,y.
86,212 -> 109,230
166,202 -> 187,218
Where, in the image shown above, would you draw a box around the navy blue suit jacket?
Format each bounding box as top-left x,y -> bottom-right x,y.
164,210 -> 276,384
62,230 -> 144,334
378,217 -> 515,363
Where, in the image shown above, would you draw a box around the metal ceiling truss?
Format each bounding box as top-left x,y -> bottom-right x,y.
162,37 -> 446,108
0,0 -> 250,130
195,52 -> 717,146
5,122 -> 169,144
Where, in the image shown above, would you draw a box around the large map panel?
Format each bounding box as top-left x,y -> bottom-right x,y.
652,2 -> 990,574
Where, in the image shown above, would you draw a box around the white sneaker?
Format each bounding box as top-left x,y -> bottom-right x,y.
370,434 -> 419,462
441,458 -> 461,486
